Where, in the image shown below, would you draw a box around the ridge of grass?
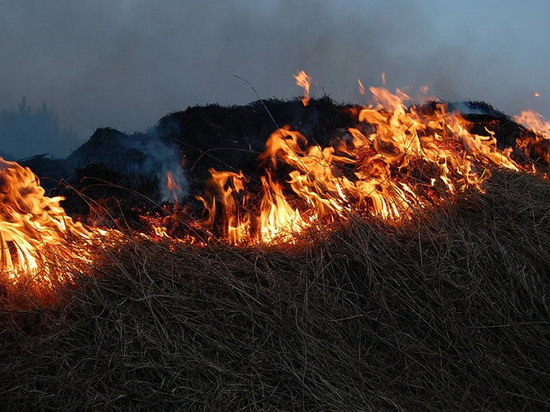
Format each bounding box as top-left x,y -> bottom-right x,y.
1,171 -> 549,410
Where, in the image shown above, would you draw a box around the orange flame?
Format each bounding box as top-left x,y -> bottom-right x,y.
166,171 -> 181,202
0,158 -> 115,292
197,169 -> 251,244
6,71 -> 550,288
260,172 -> 307,243
514,110 -> 550,139
295,70 -> 312,106
193,83 -> 538,245
358,79 -> 366,95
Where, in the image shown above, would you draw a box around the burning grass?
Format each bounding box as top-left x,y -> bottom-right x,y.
1,170 -> 549,410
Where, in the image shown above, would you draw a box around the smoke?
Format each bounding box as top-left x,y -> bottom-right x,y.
65,126 -> 189,202
0,0 -> 549,159
120,132 -> 188,202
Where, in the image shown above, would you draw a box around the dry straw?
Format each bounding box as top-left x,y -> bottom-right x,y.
1,171 -> 549,410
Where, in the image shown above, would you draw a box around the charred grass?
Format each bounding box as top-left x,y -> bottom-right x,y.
1,171 -> 550,410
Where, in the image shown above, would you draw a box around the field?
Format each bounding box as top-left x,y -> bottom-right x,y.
1,170 -> 549,410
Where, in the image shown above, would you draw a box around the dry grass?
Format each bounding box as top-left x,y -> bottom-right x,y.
1,170 -> 550,410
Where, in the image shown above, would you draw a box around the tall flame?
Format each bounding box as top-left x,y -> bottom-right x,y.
295,70 -> 312,106
166,171 -> 181,202
514,110 -> 550,138
0,158 -> 112,291
196,84 -> 537,245
5,72 -> 550,293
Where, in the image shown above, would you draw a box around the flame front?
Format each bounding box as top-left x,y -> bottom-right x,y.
197,85 -> 545,245
0,158 -> 113,292
5,74 -> 550,294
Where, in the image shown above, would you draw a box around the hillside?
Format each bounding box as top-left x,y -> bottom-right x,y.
1,170 -> 549,410
1,94 -> 550,410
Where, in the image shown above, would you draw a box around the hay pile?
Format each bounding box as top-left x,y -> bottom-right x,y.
1,171 -> 549,410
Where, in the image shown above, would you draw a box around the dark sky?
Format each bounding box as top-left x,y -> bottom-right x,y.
1,0 -> 549,157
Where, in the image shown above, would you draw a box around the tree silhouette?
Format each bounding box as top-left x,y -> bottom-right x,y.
0,98 -> 78,159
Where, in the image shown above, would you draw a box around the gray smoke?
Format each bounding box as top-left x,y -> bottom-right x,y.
120,132 -> 188,202
0,0 -> 549,159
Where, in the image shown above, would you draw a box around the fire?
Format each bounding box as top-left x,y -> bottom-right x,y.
0,158 -> 115,293
295,70 -> 312,106
5,71 -> 550,294
194,83 -> 540,245
197,169 -> 251,244
358,79 -> 366,95
259,172 -> 307,243
166,171 -> 181,202
514,110 -> 550,139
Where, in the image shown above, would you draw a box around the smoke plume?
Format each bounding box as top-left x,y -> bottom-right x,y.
0,0 -> 549,158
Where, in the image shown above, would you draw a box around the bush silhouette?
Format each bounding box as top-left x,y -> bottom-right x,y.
0,97 -> 78,159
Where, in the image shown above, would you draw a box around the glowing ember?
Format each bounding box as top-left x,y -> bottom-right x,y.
295,70 -> 313,106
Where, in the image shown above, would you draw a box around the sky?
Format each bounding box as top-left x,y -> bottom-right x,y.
1,0 -> 549,158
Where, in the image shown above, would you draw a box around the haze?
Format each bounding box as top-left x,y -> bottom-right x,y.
1,0 -> 549,158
